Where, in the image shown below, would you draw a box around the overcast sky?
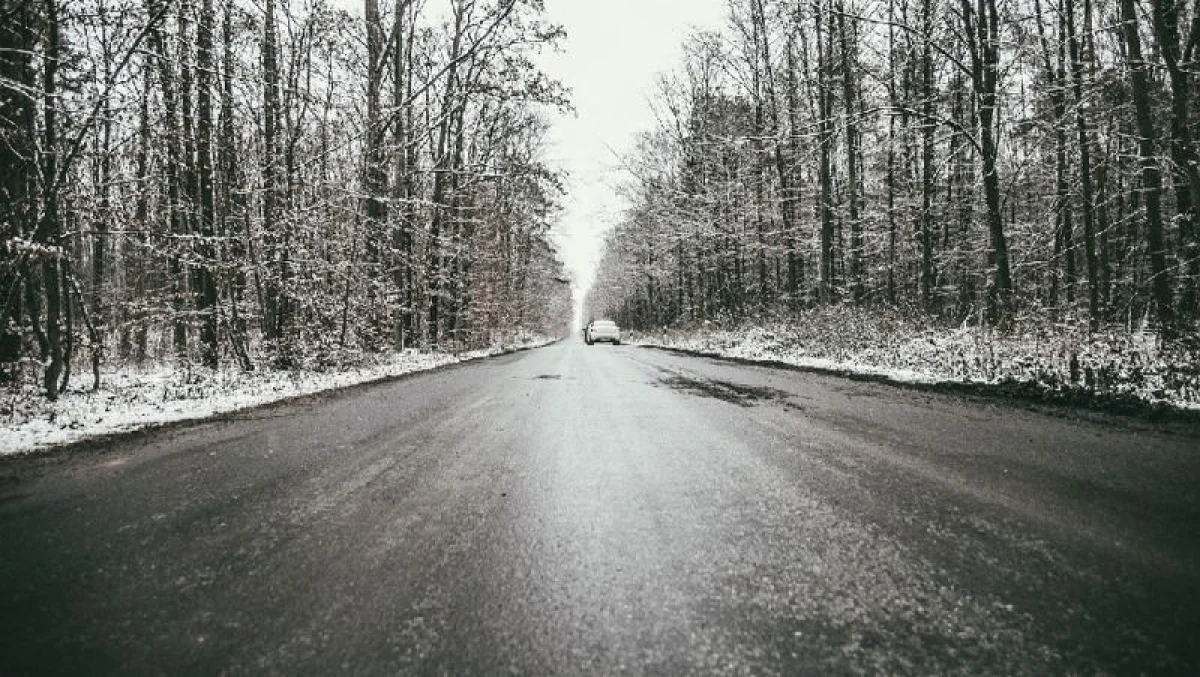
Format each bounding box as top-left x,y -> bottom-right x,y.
535,0 -> 729,306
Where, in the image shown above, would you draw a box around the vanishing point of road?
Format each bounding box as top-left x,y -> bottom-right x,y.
2,341 -> 1198,675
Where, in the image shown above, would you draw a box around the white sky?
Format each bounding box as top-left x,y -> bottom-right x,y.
535,0 -> 729,309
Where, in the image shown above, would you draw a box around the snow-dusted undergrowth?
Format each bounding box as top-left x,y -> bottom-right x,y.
1,332 -> 555,455
632,307 -> 1200,411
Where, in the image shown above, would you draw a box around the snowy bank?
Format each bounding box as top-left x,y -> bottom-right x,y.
629,308 -> 1200,412
1,334 -> 556,456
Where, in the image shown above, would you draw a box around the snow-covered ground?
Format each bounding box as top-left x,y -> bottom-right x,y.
1,335 -> 556,456
629,308 -> 1200,412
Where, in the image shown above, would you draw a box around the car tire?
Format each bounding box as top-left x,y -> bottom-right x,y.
614,340 -> 621,345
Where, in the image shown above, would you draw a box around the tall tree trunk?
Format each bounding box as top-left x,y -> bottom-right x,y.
816,1 -> 836,302
1120,0 -> 1176,333
886,11 -> 898,306
91,18 -> 114,371
124,57 -> 153,363
363,0 -> 386,243
221,0 -> 252,370
362,0 -> 387,348
1149,0 -> 1200,323
262,0 -> 288,361
750,0 -> 770,310
40,0 -> 64,398
1035,0 -> 1073,308
964,0 -> 1014,324
0,0 -> 37,380
784,18 -> 803,306
392,0 -> 415,349
195,0 -> 218,367
919,0 -> 936,311
428,2 -> 465,346
446,81 -> 469,345
838,1 -> 863,303
1067,0 -> 1101,327
147,0 -> 188,358
177,0 -> 196,358
952,72 -> 977,319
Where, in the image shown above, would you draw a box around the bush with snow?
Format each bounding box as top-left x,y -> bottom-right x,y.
634,307 -> 1200,410
1,333 -> 555,455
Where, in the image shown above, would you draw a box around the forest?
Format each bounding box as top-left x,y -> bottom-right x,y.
587,0 -> 1200,404
0,0 -> 573,401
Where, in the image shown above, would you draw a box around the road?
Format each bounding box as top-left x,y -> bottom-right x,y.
2,341 -> 1198,675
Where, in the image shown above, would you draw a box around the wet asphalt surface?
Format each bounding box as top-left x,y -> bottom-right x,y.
1,341 -> 1199,675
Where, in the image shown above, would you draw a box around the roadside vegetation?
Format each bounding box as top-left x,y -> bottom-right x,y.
588,0 -> 1200,409
0,0 -> 572,407
632,307 -> 1200,410
1,329 -> 551,455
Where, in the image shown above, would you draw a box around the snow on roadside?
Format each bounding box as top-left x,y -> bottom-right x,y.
629,310 -> 1200,411
630,329 -> 951,393
1,335 -> 556,456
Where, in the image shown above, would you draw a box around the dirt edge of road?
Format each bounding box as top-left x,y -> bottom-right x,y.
639,344 -> 1200,437
0,342 -> 557,478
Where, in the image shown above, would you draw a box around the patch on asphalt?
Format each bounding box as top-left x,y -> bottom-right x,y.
533,374 -> 562,380
0,491 -> 30,506
657,375 -> 791,408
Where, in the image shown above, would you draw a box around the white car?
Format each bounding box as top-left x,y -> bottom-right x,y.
585,320 -> 621,345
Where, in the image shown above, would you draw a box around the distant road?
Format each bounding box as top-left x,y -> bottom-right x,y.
2,341 -> 1198,675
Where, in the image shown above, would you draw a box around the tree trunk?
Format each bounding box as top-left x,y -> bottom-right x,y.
262,0 -> 288,361
428,2 -> 466,347
1149,0 -> 1200,324
91,18 -> 114,370
195,0 -> 218,368
1066,0 -> 1101,327
221,0 -> 252,370
1120,0 -> 1176,334
364,0 -> 387,248
147,0 -> 188,359
784,19 -> 803,306
839,1 -> 863,303
964,0 -> 1014,325
177,0 -> 197,359
816,2 -> 836,302
392,0 -> 416,349
920,0 -> 936,311
40,0 -> 64,399
0,0 -> 37,380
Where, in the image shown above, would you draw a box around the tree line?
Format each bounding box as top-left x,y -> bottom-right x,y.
588,0 -> 1200,343
1,0 -> 572,399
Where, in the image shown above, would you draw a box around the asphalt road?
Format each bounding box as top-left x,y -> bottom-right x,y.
2,341 -> 1199,675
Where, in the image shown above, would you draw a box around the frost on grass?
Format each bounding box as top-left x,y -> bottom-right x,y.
0,332 -> 554,455
631,307 -> 1200,410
